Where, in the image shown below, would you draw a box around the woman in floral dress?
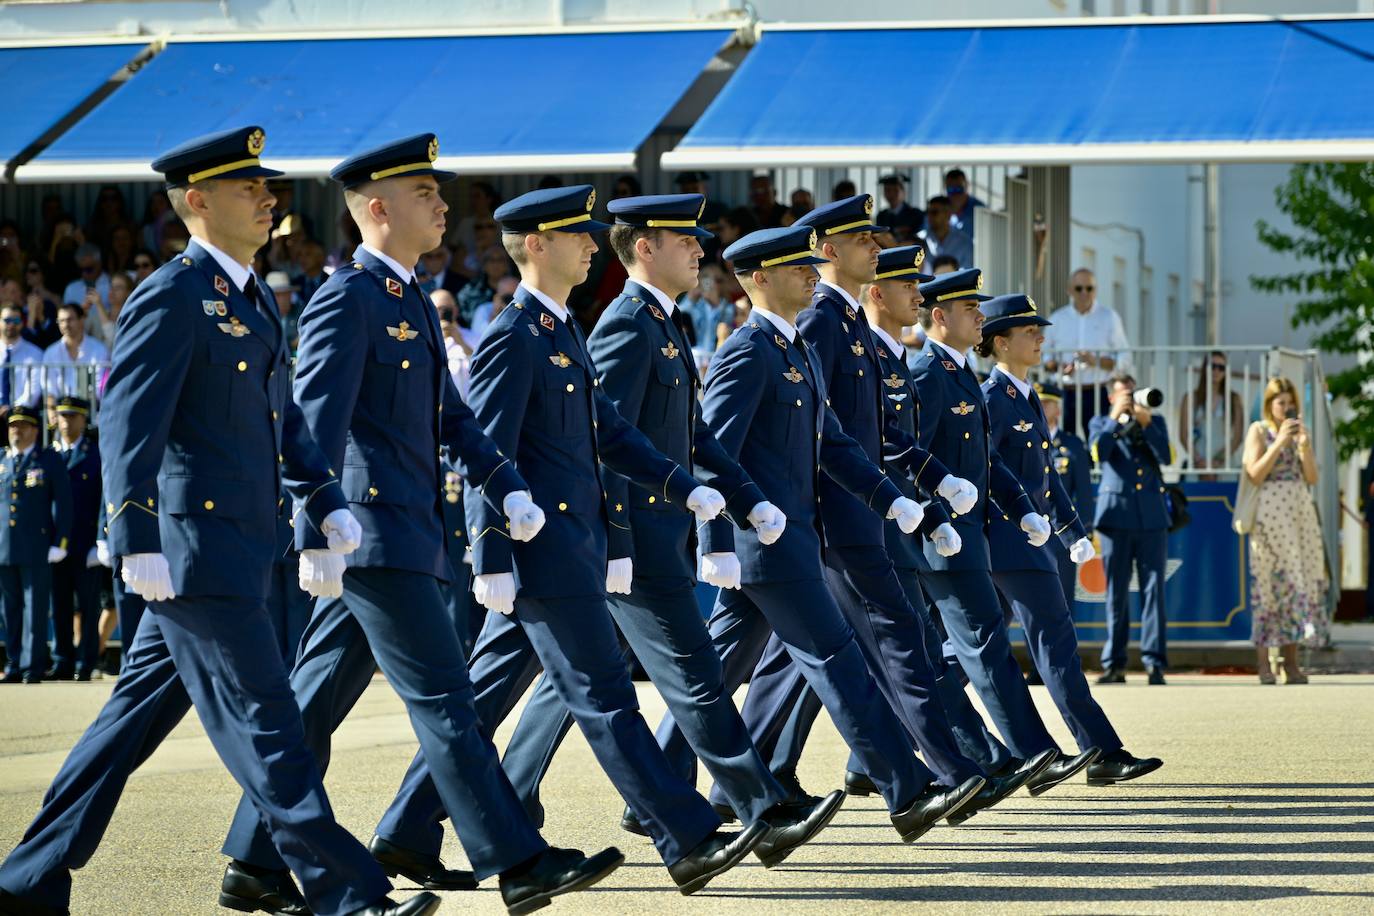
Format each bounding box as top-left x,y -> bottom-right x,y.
1241,376 -> 1327,684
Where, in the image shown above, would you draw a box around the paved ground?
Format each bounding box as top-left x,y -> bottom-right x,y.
2,672 -> 1372,914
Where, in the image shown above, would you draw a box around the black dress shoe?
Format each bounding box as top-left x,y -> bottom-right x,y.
0,670 -> 20,684
43,667 -> 73,681
1086,751 -> 1164,786
890,775 -> 983,843
753,789 -> 845,868
667,823 -> 766,895
20,673 -> 40,685
369,834 -> 478,891
1025,747 -> 1101,796
619,806 -> 649,838
500,846 -> 623,915
0,888 -> 69,916
711,801 -> 739,823
946,754 -> 1049,825
219,861 -> 311,915
74,669 -> 92,682
844,769 -> 879,796
1147,666 -> 1167,685
1096,667 -> 1126,684
775,770 -> 822,807
347,892 -> 440,916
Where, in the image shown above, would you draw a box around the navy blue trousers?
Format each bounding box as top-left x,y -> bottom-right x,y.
1097,527 -> 1169,670
0,595 -> 390,916
992,568 -> 1122,755
923,569 -> 1058,760
376,592 -> 721,867
110,563 -> 147,674
0,563 -> 50,677
49,556 -> 101,675
221,567 -> 546,881
1049,537 -> 1079,612
265,552 -> 312,664
499,576 -> 788,828
655,579 -> 933,814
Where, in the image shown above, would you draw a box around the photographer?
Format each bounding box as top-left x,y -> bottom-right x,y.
1089,372 -> 1172,685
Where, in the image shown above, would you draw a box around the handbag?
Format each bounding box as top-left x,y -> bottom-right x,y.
1233,452 -> 1261,536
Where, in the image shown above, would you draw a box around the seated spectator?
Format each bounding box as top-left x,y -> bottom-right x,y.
929,253 -> 960,274
87,272 -> 132,350
0,302 -> 44,417
1179,350 -> 1244,479
454,180 -> 499,259
158,220 -> 191,262
876,174 -> 923,244
0,219 -> 26,285
42,302 -> 108,409
292,239 -> 330,303
46,215 -> 83,290
832,179 -> 857,201
61,243 -> 110,313
675,171 -> 728,228
749,174 -> 786,229
715,207 -> 757,255
944,168 -> 985,234
84,185 -> 135,254
19,262 -> 61,350
782,188 -> 814,225
612,174 -> 642,200
139,189 -> 174,256
105,223 -> 136,276
682,263 -> 731,355
716,298 -> 751,352
130,249 -> 159,287
457,244 -> 513,329
432,289 -> 471,398
462,214 -> 501,275
918,195 -> 973,270
418,244 -> 465,297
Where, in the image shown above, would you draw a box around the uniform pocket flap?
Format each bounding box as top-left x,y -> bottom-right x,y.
161,475 -> 250,518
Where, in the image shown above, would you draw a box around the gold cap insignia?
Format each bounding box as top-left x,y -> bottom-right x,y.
1026,295 -> 1036,312
783,367 -> 803,383
586,189 -> 596,211
217,318 -> 251,338
914,249 -> 925,268
387,321 -> 419,341
548,353 -> 571,368
661,341 -> 679,359
976,274 -> 985,291
850,340 -> 865,356
540,312 -> 556,331
884,373 -> 904,389
247,128 -> 265,156
427,136 -> 439,162
863,195 -> 874,216
807,229 -> 818,251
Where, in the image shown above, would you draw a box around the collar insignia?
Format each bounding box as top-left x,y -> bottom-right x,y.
214,275 -> 229,296
850,340 -> 865,356
942,360 -> 957,371
783,367 -> 803,383
540,313 -> 556,331
549,352 -> 571,368
385,277 -> 404,298
845,304 -> 858,320
773,334 -> 788,350
884,373 -> 904,389
661,341 -> 679,359
387,321 -> 419,341
1014,420 -> 1034,432
217,317 -> 251,337
1006,384 -> 1018,398
951,401 -> 976,416
647,303 -> 665,321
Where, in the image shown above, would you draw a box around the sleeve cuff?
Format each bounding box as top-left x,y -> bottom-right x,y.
664,465 -> 701,507
700,516 -> 736,556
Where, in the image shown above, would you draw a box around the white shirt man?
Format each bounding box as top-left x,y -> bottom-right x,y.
42,324 -> 109,402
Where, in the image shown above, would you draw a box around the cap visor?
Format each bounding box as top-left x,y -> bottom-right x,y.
552,219 -> 613,233
667,225 -> 714,239
831,222 -> 886,235
218,164 -> 285,180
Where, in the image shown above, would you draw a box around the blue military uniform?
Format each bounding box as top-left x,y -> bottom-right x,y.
979,296 -> 1122,757
264,504 -> 311,663
47,397 -> 102,680
654,226 -> 939,819
0,406 -> 71,683
1039,382 -> 1094,609
1089,402 -> 1172,674
909,270 -> 1061,762
221,134 -> 551,888
494,194 -> 796,831
731,212 -> 987,796
439,457 -> 486,656
0,128 -> 399,916
95,497 -> 146,673
372,186 -> 725,872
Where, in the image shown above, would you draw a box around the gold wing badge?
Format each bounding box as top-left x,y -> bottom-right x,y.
783,367 -> 804,383
883,373 -> 904,389
661,341 -> 679,359
951,401 -> 976,416
387,321 -> 420,341
217,317 -> 251,337
549,353 -> 572,368
1013,420 -> 1034,432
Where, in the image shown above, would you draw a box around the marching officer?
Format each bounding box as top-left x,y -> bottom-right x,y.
1038,382 -> 1095,610
0,126 -> 442,916
910,268 -> 1100,795
1090,372 -> 1173,685
654,224 -> 986,843
264,504 -> 311,662
218,136 -> 622,916
492,193 -> 840,867
0,405 -> 70,684
386,184 -> 769,898
47,396 -> 101,681
977,294 -> 1163,787
93,499 -> 146,674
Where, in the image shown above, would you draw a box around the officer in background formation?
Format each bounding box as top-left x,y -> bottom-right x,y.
218,136 -> 621,916
0,126 -> 445,916
1,405 -> 71,684
1090,372 -> 1173,685
439,456 -> 487,655
1037,382 -> 1094,611
494,193 -> 840,869
46,396 -> 102,681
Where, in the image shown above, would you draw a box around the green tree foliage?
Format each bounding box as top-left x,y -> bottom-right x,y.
1253,162 -> 1374,457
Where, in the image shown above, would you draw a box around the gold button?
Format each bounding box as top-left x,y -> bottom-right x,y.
675,378 -> 680,386
401,359 -> 410,369
1042,442 -> 1049,450
566,383 -> 575,393
8,520 -> 13,527
795,399 -> 803,407
272,411 -> 279,421
895,403 -> 902,411
964,432 -> 970,439
558,502 -> 568,511
368,486 -> 378,497
237,361 -> 247,371
455,529 -> 461,537
1026,441 -> 1032,448
1137,468 -> 1144,476
278,454 -> 283,464
1045,491 -> 1052,498
203,500 -> 215,510
858,369 -> 864,377
648,496 -> 656,504
1136,483 -> 1143,490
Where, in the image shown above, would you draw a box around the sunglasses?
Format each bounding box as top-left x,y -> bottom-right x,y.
2,317 -> 22,325
80,263 -> 100,273
1211,363 -> 1227,371
1074,284 -> 1094,292
134,259 -> 154,268
438,310 -> 457,322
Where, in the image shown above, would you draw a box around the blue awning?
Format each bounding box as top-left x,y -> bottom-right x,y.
0,41 -> 148,174
663,16 -> 1374,168
17,28 -> 733,182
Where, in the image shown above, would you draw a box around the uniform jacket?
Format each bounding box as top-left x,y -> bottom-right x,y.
1051,427 -> 1094,530
697,318 -> 903,585
291,247 -> 524,582
1089,411 -> 1172,532
798,286 -> 949,549
982,367 -> 1088,573
465,286 -> 700,599
590,281 -> 763,581
0,445 -> 71,566
57,436 -> 100,558
101,241 -> 346,600
910,339 -> 1035,572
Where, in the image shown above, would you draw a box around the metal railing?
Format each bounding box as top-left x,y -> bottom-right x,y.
1,361 -> 107,446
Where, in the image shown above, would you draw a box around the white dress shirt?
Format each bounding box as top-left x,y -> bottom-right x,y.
817,280 -> 863,316
871,324 -> 904,361
930,337 -> 967,369
359,243 -> 417,284
42,334 -> 108,399
750,304 -> 797,343
193,235 -> 254,292
636,279 -> 679,317
523,285 -> 570,324
1041,300 -> 1131,387
1,338 -> 44,408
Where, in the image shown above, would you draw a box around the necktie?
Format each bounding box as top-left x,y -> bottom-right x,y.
1,346 -> 12,407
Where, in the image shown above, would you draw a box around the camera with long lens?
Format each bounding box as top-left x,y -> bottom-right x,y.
1133,387 -> 1164,409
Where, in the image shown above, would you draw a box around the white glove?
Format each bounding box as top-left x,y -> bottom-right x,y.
122,552 -> 176,602
298,549 -> 346,599
85,546 -> 101,568
473,572 -> 516,615
1020,512 -> 1052,548
936,474 -> 979,516
931,523 -> 963,557
47,545 -> 68,564
502,490 -> 546,542
320,508 -> 363,555
698,552 -> 742,589
685,485 -> 727,523
1068,536 -> 1096,564
746,501 -> 787,546
95,539 -> 112,568
606,557 -> 633,595
886,496 -> 925,535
